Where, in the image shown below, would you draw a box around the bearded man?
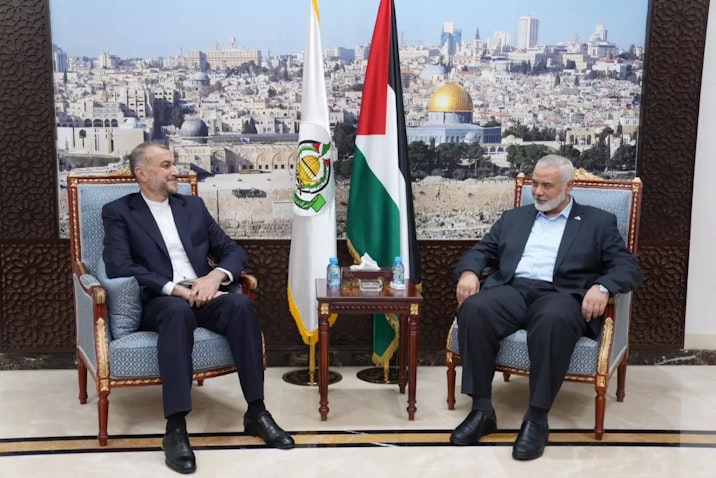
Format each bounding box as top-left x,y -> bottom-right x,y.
450,155 -> 643,460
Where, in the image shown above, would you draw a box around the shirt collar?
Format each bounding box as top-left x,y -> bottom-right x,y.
141,191 -> 169,207
537,196 -> 573,220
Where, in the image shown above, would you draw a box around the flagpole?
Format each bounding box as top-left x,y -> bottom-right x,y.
309,341 -> 316,385
284,0 -> 342,388
282,342 -> 342,387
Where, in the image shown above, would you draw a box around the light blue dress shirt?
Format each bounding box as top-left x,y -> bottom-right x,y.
514,198 -> 574,283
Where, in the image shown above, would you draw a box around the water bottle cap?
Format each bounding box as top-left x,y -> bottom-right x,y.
394,256 -> 402,264
329,257 -> 338,265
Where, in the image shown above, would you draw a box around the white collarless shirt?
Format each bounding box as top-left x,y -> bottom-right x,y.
142,193 -> 198,295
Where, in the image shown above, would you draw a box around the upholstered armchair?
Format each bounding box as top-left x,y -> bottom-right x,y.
67,173 -> 259,446
446,173 -> 642,439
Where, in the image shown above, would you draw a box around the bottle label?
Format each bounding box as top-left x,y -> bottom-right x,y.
327,263 -> 341,287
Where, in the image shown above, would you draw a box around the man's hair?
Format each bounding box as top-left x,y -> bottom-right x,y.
535,155 -> 574,185
129,141 -> 170,180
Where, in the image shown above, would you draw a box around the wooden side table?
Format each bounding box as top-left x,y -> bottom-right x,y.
315,278 -> 423,420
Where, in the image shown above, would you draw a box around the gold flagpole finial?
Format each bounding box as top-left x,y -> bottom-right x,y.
312,0 -> 320,23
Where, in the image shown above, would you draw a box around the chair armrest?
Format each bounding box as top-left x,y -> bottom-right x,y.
239,272 -> 258,302
595,292 -> 632,376
608,292 -> 632,370
73,270 -> 111,376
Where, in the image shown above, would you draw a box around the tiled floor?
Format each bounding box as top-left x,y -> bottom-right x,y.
1,365 -> 715,477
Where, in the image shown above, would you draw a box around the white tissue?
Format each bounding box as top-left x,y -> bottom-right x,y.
349,252 -> 381,271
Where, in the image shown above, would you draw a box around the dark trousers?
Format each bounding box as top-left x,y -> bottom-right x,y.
141,293 -> 264,417
457,278 -> 589,410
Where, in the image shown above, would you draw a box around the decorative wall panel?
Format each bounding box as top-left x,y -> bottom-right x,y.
0,0 -> 57,240
0,243 -> 74,351
635,0 -> 709,346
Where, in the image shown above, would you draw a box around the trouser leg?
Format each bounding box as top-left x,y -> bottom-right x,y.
195,293 -> 264,403
525,292 -> 587,409
457,285 -> 527,399
142,296 -> 196,417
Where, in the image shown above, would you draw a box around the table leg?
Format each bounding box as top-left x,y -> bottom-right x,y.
398,313 -> 407,394
407,312 -> 419,420
318,309 -> 330,420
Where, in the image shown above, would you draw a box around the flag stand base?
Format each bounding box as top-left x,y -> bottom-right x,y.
356,366 -> 399,384
282,369 -> 342,387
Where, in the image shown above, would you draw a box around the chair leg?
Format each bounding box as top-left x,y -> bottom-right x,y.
77,354 -> 88,405
98,390 -> 110,446
594,379 -> 607,440
197,379 -> 204,386
446,352 -> 456,410
502,372 -> 511,382
616,354 -> 627,402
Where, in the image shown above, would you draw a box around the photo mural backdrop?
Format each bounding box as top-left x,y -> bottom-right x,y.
50,0 -> 648,239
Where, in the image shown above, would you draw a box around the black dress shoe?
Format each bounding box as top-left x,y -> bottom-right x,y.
244,411 -> 295,449
512,421 -> 549,460
450,410 -> 498,446
162,428 -> 196,474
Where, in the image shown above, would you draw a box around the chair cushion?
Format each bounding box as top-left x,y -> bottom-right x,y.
109,328 -> 235,378
448,323 -> 600,376
95,258 -> 142,339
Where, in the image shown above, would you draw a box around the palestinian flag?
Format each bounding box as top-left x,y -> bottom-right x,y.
346,0 -> 420,368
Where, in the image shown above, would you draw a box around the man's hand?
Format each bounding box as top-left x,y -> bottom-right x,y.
456,270 -> 481,305
581,285 -> 609,321
170,269 -> 225,307
187,269 -> 227,307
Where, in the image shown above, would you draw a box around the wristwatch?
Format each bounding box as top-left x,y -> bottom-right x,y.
596,284 -> 609,294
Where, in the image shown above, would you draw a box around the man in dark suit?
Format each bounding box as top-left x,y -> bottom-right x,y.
450,155 -> 642,460
102,142 -> 294,474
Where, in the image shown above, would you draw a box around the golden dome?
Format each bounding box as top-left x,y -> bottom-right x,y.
428,83 -> 473,112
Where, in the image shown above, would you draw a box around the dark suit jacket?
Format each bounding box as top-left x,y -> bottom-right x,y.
454,200 -> 643,298
102,192 -> 246,301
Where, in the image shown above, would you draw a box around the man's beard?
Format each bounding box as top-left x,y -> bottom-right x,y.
534,188 -> 566,213
165,177 -> 178,194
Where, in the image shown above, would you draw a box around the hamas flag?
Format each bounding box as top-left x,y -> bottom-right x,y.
287,0 -> 337,346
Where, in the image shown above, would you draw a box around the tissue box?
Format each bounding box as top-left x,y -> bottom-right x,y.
341,267 -> 393,282
359,280 -> 383,293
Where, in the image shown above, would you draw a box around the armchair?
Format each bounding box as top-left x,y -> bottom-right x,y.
67,172 -> 260,446
445,173 -> 642,439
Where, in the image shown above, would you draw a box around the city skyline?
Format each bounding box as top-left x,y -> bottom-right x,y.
49,0 -> 649,59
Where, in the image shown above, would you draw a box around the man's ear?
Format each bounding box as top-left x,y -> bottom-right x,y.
565,179 -> 574,194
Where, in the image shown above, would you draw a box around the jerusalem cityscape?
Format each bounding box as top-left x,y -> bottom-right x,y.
51,2 -> 646,239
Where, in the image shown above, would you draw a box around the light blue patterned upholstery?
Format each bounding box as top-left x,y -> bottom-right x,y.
70,174 -> 250,446
448,323 -> 599,376
447,180 -> 636,377
95,258 -> 141,339
72,178 -> 235,380
109,329 -> 234,378
74,274 -> 101,375
75,181 -> 192,275
520,186 -> 633,245
446,177 -> 641,440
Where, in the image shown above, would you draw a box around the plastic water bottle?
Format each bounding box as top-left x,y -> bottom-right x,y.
327,257 -> 341,287
392,256 -> 405,287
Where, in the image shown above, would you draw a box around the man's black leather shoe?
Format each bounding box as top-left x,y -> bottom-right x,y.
450,410 -> 498,445
244,411 -> 295,449
162,428 -> 196,474
512,420 -> 549,460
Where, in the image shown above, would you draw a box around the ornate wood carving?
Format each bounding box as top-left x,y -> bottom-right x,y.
631,245 -> 689,347
0,0 -> 58,240
638,0 -> 708,243
0,0 -> 708,360
0,243 -> 74,351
